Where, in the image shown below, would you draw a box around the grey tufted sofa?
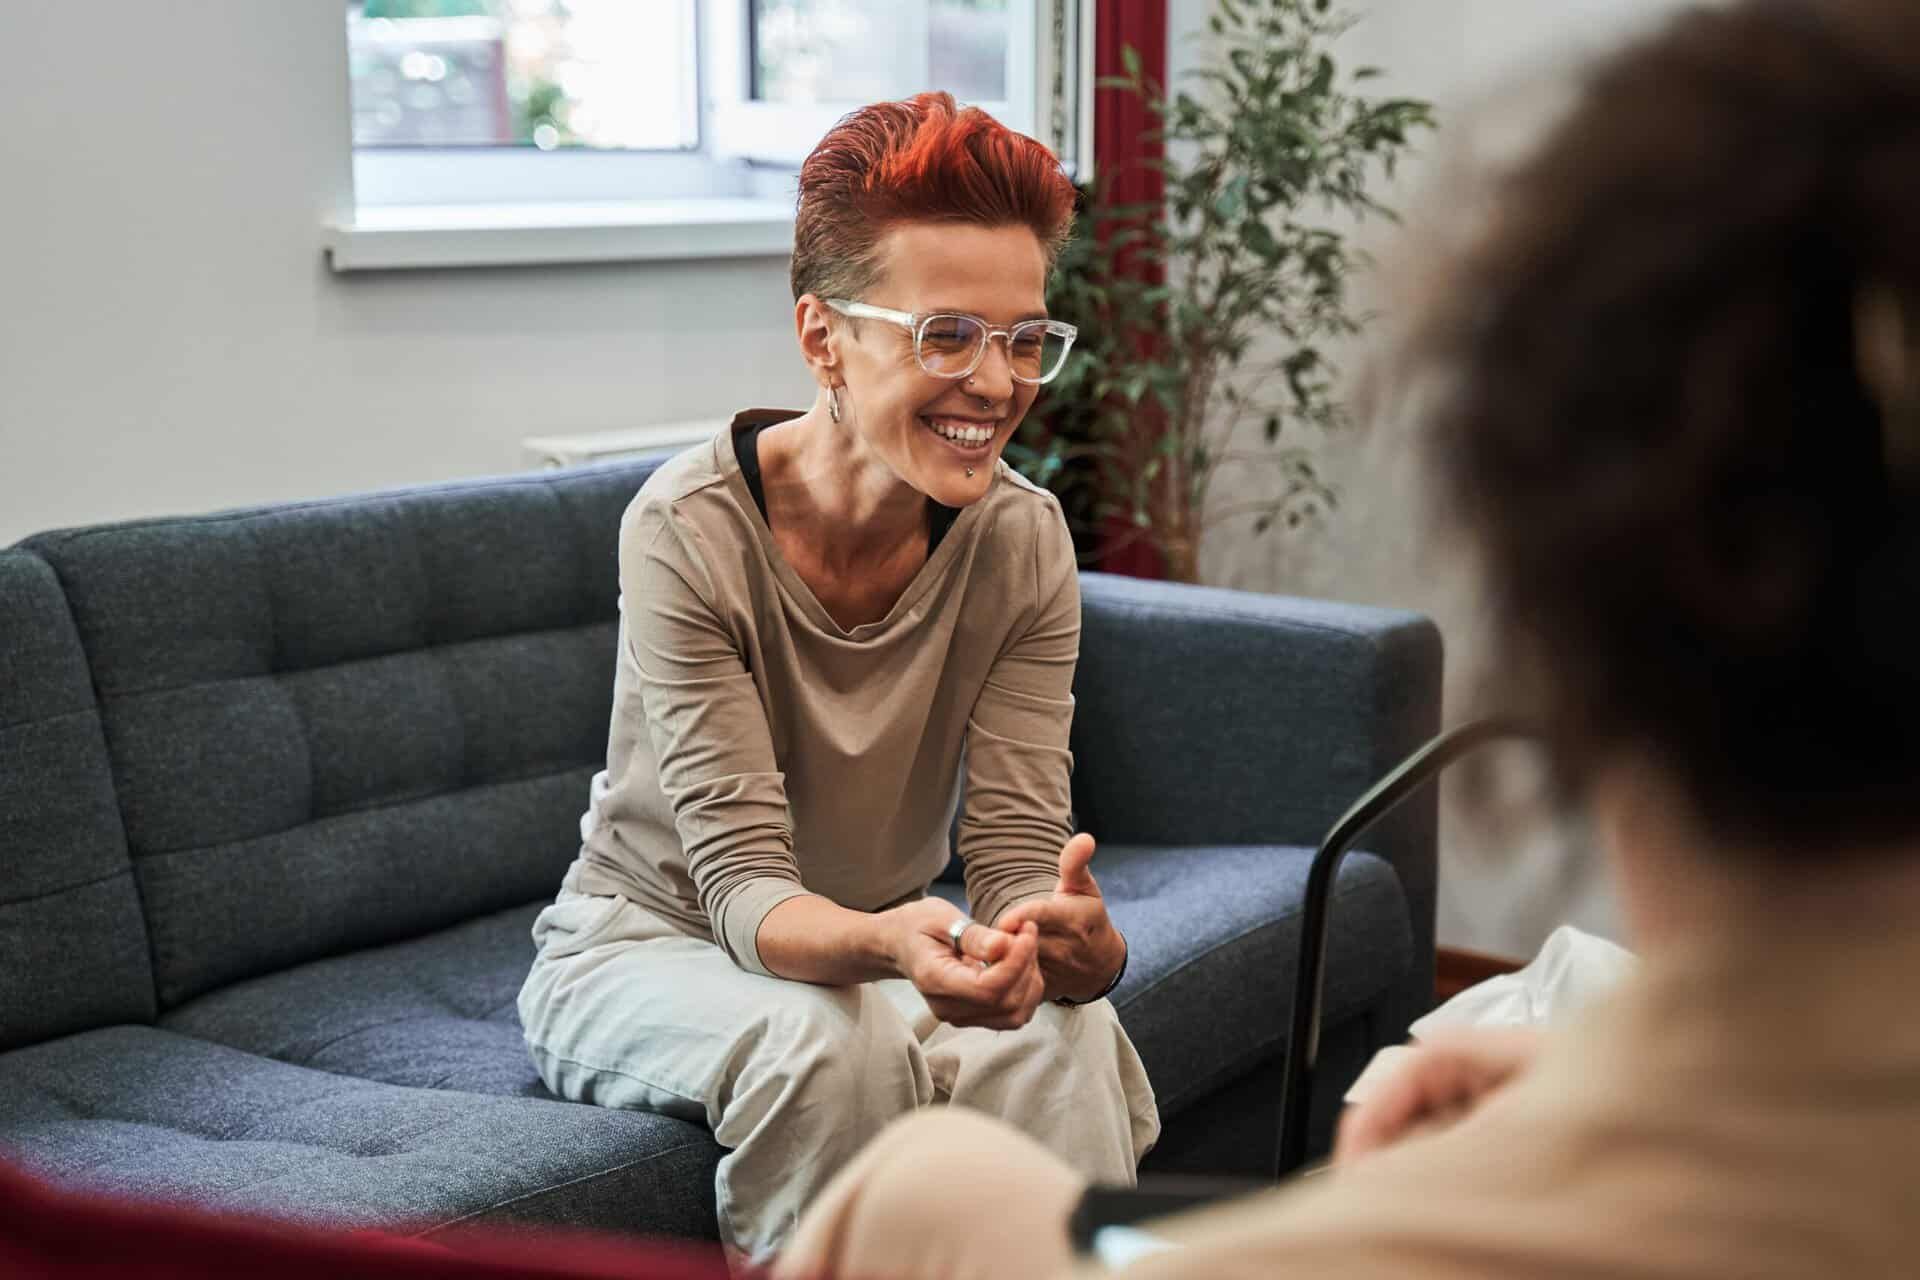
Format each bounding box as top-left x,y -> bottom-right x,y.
0,455 -> 1440,1241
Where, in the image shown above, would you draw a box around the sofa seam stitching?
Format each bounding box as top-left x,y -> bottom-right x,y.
77,618 -> 620,705
0,865 -> 136,911
412,1142 -> 718,1237
273,1011 -> 461,1066
25,548 -> 165,1022
129,762 -> 596,863
0,703 -> 100,736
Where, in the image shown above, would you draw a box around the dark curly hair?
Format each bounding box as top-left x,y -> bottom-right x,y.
1419,0 -> 1920,853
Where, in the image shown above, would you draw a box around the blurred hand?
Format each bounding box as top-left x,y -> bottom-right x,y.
1334,1026 -> 1545,1165
994,833 -> 1127,1004
887,898 -> 1045,1030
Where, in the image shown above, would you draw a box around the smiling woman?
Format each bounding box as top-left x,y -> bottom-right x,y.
786,220 -> 1064,512
514,92 -> 1155,1265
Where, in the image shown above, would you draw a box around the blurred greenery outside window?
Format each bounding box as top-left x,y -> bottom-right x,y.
753,0 -> 1009,106
348,0 -> 1021,159
349,1 -> 698,151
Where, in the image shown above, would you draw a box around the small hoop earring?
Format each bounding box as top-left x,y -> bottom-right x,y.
827,385 -> 842,423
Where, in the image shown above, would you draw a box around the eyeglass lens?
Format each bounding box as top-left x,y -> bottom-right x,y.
918,315 -> 1070,383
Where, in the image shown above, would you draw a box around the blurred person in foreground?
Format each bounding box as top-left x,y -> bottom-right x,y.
516,92 -> 1155,1265
772,1 -> 1920,1274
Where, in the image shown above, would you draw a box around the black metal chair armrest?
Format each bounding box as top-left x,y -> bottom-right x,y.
1275,718 -> 1545,1177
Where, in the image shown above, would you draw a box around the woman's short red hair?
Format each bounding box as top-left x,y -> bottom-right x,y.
790,91 -> 1076,302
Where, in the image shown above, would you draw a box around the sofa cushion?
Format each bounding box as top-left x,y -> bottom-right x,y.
163,901 -> 552,1097
0,551 -> 155,1051
0,1026 -> 721,1239
171,844 -> 1408,1131
934,842 -> 1411,1116
25,461 -> 662,1007
1068,575 -> 1443,1021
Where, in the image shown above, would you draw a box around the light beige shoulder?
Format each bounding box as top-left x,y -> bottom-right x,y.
994,457 -> 1062,504
988,458 -> 1068,528
977,459 -> 1074,591
619,434 -> 732,542
990,457 -> 1070,542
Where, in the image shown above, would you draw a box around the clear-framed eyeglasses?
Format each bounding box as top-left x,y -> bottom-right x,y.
823,299 -> 1079,386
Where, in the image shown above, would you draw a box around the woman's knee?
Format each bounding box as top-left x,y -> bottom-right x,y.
963,1001 -> 1115,1073
736,982 -> 933,1123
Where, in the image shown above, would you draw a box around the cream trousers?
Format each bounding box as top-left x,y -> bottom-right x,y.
517,889 -> 1160,1260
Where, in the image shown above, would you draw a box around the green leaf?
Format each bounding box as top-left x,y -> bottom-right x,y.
1121,43 -> 1141,78
1310,54 -> 1335,96
1239,218 -> 1282,262
1030,15 -> 1426,547
1214,174 -> 1249,220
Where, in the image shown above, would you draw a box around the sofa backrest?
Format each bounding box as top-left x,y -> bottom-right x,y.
0,550 -> 156,1048
25,461 -> 661,1009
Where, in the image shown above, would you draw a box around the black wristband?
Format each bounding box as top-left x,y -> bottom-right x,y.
1055,940 -> 1127,1007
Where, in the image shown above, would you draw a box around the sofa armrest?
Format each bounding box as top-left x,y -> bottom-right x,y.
1070,572 -> 1444,1015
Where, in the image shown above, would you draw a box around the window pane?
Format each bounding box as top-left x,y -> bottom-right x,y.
753,0 -> 1009,105
348,0 -> 696,150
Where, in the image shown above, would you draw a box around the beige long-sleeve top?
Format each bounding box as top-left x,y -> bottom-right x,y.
563,415 -> 1071,976
1096,913 -> 1920,1278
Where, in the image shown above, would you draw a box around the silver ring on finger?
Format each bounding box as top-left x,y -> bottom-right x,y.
946,915 -> 978,959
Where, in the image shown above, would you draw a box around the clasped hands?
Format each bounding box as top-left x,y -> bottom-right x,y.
887,833 -> 1127,1030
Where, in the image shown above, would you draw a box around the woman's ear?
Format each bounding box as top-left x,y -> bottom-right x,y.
795,294 -> 839,388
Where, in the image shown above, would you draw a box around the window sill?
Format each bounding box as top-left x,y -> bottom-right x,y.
324,198 -> 795,272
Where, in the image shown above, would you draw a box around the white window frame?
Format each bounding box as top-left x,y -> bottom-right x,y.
708,1 -> 1039,169
328,0 -> 1094,272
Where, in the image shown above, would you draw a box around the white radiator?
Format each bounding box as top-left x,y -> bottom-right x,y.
522,419 -> 725,469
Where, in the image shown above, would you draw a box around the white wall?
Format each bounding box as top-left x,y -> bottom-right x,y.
0,0 -> 811,546
1167,0 -> 1702,957
1170,0 -> 1699,601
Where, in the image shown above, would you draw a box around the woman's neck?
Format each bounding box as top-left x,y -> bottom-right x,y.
1595,761 -> 1920,953
759,407 -> 929,573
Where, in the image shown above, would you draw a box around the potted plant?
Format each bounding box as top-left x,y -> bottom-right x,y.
1012,0 -> 1433,582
